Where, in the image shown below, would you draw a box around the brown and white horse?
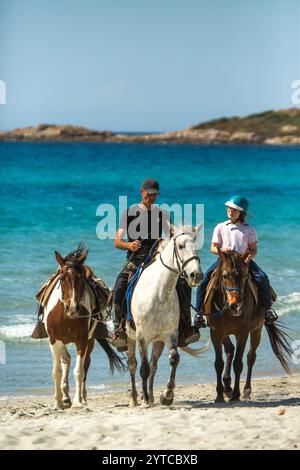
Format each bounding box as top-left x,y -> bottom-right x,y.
43,245 -> 125,409
207,249 -> 292,403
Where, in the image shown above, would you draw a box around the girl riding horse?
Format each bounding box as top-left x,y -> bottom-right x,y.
194,195 -> 278,328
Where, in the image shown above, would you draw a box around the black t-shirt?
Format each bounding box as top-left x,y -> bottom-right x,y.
119,204 -> 171,259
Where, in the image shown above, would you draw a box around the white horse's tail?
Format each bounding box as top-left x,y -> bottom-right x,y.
179,339 -> 210,357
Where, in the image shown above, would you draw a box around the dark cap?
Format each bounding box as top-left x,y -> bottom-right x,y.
140,178 -> 160,194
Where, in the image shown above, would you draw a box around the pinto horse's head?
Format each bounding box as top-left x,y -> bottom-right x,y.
55,244 -> 88,318
217,248 -> 249,317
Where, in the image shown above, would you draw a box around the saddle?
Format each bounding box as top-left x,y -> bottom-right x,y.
204,268 -> 277,315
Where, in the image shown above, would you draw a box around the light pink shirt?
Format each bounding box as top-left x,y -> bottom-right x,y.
212,220 -> 257,254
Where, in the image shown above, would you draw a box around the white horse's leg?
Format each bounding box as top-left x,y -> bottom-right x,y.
160,334 -> 180,406
60,346 -> 72,408
73,349 -> 87,407
49,341 -> 64,409
149,341 -> 164,405
127,337 -> 138,407
138,337 -> 150,407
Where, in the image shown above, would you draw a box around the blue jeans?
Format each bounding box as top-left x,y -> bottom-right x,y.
195,259 -> 272,312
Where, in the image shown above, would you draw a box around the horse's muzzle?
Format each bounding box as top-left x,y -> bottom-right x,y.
229,303 -> 244,317
65,304 -> 80,318
189,271 -> 203,286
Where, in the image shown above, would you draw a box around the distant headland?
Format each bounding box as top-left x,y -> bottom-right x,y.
1,108 -> 300,145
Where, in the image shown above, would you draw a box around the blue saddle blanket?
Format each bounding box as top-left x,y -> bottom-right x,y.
126,266 -> 143,321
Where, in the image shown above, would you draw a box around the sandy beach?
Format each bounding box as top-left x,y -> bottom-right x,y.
0,374 -> 299,450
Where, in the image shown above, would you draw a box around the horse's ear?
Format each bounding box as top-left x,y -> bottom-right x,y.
193,223 -> 203,232
217,246 -> 226,262
169,224 -> 175,238
77,250 -> 88,264
55,251 -> 65,267
240,252 -> 249,263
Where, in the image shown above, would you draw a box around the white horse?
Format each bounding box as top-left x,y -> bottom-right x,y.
126,225 -> 207,407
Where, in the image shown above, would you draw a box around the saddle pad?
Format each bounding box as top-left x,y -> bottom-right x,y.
204,268 -> 221,314
36,272 -> 61,308
126,266 -> 143,321
248,275 -> 258,306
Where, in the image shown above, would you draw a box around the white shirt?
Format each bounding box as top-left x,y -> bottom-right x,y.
211,220 -> 257,254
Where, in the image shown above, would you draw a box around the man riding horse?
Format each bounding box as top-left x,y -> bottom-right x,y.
111,178 -> 200,350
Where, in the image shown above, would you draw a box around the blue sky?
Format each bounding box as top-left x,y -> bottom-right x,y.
0,0 -> 299,131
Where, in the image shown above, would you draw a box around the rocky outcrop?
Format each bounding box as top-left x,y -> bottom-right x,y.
1,108 -> 300,145
0,124 -> 113,142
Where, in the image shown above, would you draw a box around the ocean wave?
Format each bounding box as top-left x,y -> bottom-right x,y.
0,323 -> 37,342
275,292 -> 300,317
0,319 -> 114,342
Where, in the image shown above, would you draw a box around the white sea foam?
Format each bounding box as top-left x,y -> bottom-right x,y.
0,323 -> 36,341
88,384 -> 106,390
275,292 -> 300,317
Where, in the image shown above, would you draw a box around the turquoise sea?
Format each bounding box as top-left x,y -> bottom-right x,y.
0,142 -> 300,396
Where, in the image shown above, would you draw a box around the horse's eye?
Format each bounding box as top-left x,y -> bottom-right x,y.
178,244 -> 183,249
223,273 -> 228,279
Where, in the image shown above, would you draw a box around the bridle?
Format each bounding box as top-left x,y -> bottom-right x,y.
220,259 -> 247,309
159,233 -> 200,279
58,263 -> 88,318
58,263 -> 112,321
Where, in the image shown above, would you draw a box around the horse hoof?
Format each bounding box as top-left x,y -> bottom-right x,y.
54,402 -> 64,410
141,401 -> 150,408
230,397 -> 240,403
129,399 -> 138,407
243,390 -> 251,400
72,401 -> 84,408
224,390 -> 233,400
160,393 -> 173,406
215,395 -> 225,403
62,398 -> 72,408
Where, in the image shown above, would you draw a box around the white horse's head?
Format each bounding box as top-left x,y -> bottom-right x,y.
162,224 -> 203,287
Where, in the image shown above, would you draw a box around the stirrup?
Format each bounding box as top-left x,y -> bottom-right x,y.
194,313 -> 207,329
265,308 -> 278,325
111,329 -> 128,350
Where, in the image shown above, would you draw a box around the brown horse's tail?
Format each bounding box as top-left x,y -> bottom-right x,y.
264,322 -> 293,374
96,338 -> 127,374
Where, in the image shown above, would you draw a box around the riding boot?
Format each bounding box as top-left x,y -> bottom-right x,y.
111,305 -> 128,351
178,313 -> 200,347
194,311 -> 207,329
177,280 -> 200,346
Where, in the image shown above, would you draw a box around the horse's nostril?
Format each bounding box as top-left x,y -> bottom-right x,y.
190,271 -> 202,284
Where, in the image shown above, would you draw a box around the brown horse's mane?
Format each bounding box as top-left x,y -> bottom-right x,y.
64,241 -> 88,268
221,250 -> 244,270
